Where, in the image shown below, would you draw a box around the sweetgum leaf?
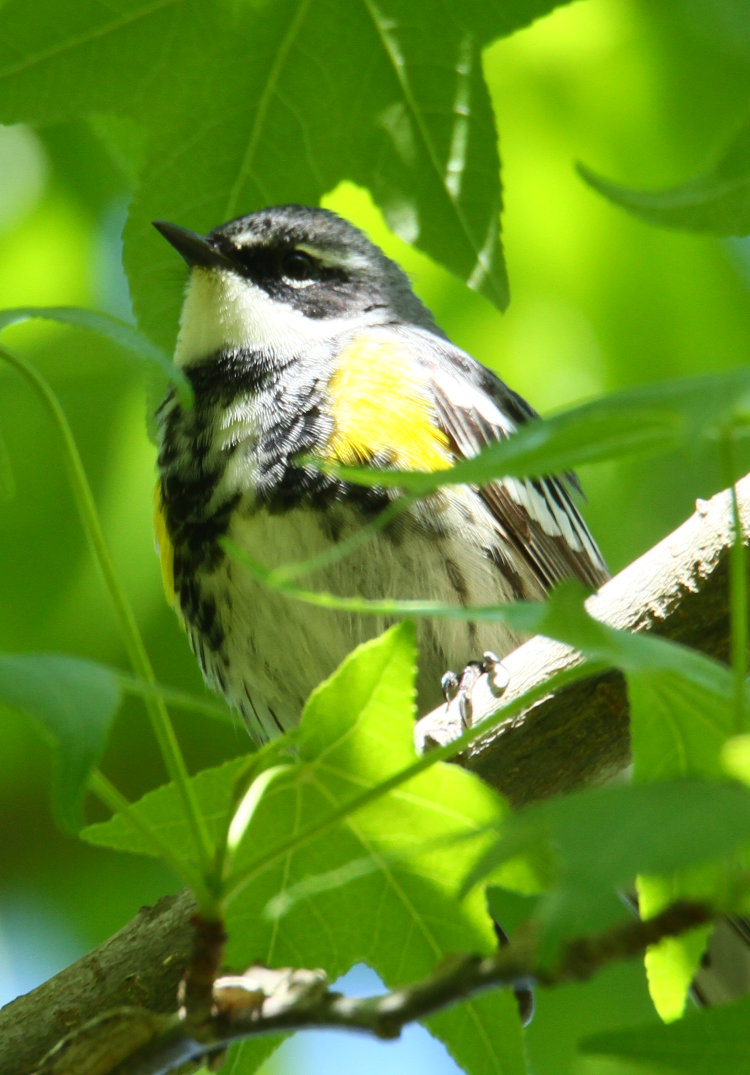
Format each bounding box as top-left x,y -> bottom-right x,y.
527,584 -> 750,1017
83,754 -> 257,857
0,0 -> 575,351
465,779 -> 750,955
84,625 -> 526,1075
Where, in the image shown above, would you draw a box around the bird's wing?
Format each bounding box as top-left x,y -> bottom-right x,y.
424,338 -> 609,591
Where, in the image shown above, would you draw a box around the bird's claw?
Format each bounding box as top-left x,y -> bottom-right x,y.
441,652 -> 510,730
481,651 -> 510,697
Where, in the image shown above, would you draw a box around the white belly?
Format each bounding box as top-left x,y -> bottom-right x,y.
190,489 -> 533,741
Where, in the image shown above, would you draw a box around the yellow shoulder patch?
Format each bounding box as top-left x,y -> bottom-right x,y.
325,335 -> 451,473
153,481 -> 176,607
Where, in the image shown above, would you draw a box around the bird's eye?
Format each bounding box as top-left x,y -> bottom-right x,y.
281,250 -> 316,283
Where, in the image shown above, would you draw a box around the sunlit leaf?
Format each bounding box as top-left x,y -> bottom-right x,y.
524,584 -> 749,1018
83,746 -> 278,860
465,779 -> 750,957
626,636 -> 747,1019
460,585 -> 750,1009
85,624 -> 526,1075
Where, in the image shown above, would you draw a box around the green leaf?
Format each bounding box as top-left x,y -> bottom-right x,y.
0,305 -> 191,405
0,652 -> 122,832
464,779 -> 750,954
84,625 -> 526,1075
83,753 -> 259,857
527,586 -> 746,781
629,657 -> 741,1018
522,584 -> 749,1018
578,112 -> 750,236
623,620 -> 747,1018
89,112 -> 147,184
639,715 -> 750,1019
0,0 -> 575,345
463,585 -> 750,1006
582,994 -> 750,1074
124,0 -> 521,346
486,887 -> 542,937
0,424 -> 15,500
227,623 -> 525,1075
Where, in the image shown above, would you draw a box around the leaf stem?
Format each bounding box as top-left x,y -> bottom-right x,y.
0,344 -> 214,873
88,771 -> 216,911
115,670 -> 236,725
224,537 -> 541,622
266,491 -> 417,585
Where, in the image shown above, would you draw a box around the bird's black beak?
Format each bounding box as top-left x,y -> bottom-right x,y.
153,220 -> 238,271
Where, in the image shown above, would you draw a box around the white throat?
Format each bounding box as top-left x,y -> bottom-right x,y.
174,267 -> 358,366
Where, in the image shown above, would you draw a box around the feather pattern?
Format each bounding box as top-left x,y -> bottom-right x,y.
415,330 -> 609,590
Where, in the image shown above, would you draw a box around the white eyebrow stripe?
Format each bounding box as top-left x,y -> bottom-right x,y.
295,243 -> 370,271
215,235 -> 370,273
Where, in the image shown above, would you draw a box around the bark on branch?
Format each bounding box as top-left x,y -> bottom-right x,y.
35,901 -> 713,1075
2,476 -> 748,1075
417,474 -> 750,806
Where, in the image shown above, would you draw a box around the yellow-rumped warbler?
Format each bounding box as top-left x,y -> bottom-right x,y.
153,205 -> 609,742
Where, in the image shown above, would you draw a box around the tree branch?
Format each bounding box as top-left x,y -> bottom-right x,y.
35,901 -> 713,1075
1,891 -> 198,1075
3,476 -> 748,1075
416,474 -> 750,805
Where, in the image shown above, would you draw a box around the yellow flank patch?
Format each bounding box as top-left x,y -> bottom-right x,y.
326,336 -> 451,472
153,481 -> 176,607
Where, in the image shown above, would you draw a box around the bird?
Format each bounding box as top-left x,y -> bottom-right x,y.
152,204 -> 750,1017
153,204 -> 609,744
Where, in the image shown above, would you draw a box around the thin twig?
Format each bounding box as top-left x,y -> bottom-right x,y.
33,901 -> 712,1075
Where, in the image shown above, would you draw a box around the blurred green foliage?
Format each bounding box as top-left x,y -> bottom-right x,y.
1,1 -> 750,1073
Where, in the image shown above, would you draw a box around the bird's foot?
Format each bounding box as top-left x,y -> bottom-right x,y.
441,651 -> 510,730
